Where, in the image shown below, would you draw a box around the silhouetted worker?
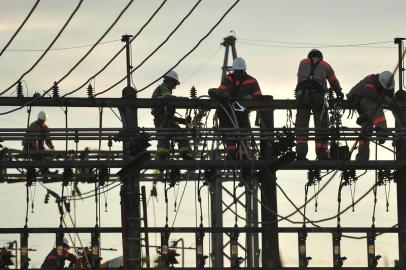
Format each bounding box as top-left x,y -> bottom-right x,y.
22,111 -> 54,161
208,57 -> 262,160
347,71 -> 395,161
295,49 -> 343,160
151,70 -> 193,160
41,238 -> 77,270
0,247 -> 14,270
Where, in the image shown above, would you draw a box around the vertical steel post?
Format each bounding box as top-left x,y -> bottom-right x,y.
230,225 -> 239,268
20,231 -> 29,270
220,35 -> 237,82
141,186 -> 150,270
122,34 -> 134,89
196,226 -> 205,269
298,226 -> 309,269
210,179 -> 224,268
160,231 -> 169,268
246,178 -> 260,268
120,34 -> 140,270
395,126 -> 406,270
332,229 -> 345,269
394,38 -> 405,91
258,96 -> 281,269
367,230 -> 379,269
90,230 -> 100,269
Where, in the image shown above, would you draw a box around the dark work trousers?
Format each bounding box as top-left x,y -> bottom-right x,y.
217,107 -> 251,159
354,98 -> 386,161
295,106 -> 329,160
154,117 -> 191,160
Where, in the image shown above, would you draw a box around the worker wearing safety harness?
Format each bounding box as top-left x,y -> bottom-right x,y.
347,71 -> 395,161
295,49 -> 343,160
151,70 -> 193,160
208,57 -> 262,159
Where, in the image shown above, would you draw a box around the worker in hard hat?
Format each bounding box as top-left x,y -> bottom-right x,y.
40,238 -> 77,270
151,70 -> 193,160
295,49 -> 343,160
22,111 -> 55,161
208,57 -> 262,160
347,71 -> 396,161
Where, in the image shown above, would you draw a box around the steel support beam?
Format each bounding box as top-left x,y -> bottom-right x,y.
0,96 -> 352,110
5,159 -> 406,169
0,226 -> 398,234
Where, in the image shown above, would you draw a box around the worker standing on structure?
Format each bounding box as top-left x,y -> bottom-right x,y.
208,57 -> 262,160
151,70 -> 193,160
40,238 -> 77,270
347,71 -> 395,161
22,111 -> 55,161
295,49 -> 343,160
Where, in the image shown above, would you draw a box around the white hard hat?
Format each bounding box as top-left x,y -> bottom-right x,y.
38,111 -> 47,121
164,70 -> 180,85
378,71 -> 395,90
62,237 -> 70,247
231,57 -> 247,71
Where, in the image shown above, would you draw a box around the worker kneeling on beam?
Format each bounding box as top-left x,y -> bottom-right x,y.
295,49 -> 343,160
347,71 -> 395,161
22,111 -> 55,167
151,70 -> 193,160
208,57 -> 262,160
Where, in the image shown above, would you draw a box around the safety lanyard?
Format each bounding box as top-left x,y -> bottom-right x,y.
308,58 -> 321,80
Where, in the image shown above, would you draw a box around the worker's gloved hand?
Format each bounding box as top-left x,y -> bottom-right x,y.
336,91 -> 344,101
208,88 -> 228,100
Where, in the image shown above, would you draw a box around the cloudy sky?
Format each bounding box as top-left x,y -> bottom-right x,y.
0,0 -> 405,267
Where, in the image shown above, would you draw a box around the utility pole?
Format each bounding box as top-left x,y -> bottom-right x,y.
394,38 -> 405,91
120,34 -> 141,270
258,98 -> 282,269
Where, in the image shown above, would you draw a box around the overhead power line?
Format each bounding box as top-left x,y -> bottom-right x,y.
40,0 -> 135,97
7,39 -> 121,52
238,40 -> 394,49
93,0 -> 204,97
136,0 -> 241,93
61,0 -> 168,98
0,0 -> 41,57
0,0 -> 135,114
0,0 -> 84,97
